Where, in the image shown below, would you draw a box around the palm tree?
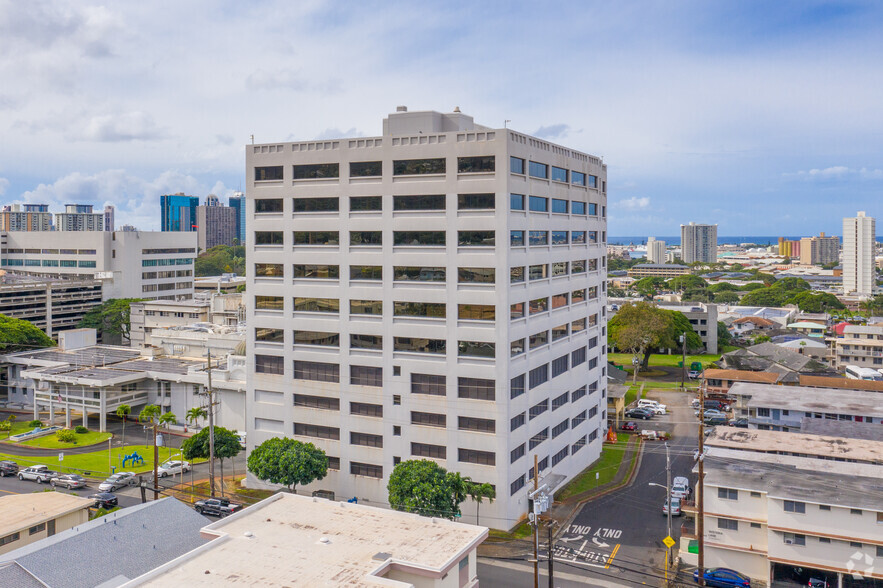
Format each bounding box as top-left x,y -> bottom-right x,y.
116,405 -> 131,445
466,481 -> 496,526
186,407 -> 207,430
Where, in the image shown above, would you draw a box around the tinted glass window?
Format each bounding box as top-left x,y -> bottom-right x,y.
529,196 -> 548,212
551,231 -> 568,245
294,331 -> 339,346
572,201 -> 586,214
394,301 -> 446,318
510,157 -> 525,174
394,231 -> 445,246
588,175 -> 598,188
293,264 -> 339,278
350,266 -> 382,280
256,296 -> 284,310
293,197 -> 338,212
393,158 -> 446,175
459,231 -> 495,246
589,203 -> 598,215
293,297 -> 339,313
293,231 -> 339,245
350,196 -> 382,211
510,231 -> 525,246
458,341 -> 495,358
551,167 -> 568,183
552,199 -> 568,213
255,263 -> 283,277
293,163 -> 338,179
572,231 -> 586,244
394,337 -> 447,354
458,193 -> 495,209
528,161 -> 548,179
529,264 -> 548,280
458,304 -> 495,320
572,172 -> 586,186
255,166 -> 283,181
393,194 -> 445,210
255,231 -> 283,245
458,268 -> 495,283
510,267 -> 525,283
255,199 -> 283,213
458,156 -> 495,173
529,231 -> 548,246
510,194 -> 525,210
394,266 -> 446,281
350,231 -> 382,245
350,161 -> 382,177
350,300 -> 382,315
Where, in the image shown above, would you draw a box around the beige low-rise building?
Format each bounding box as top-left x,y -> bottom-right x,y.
627,263 -> 691,278
123,492 -> 487,587
0,492 -> 93,555
833,322 -> 883,370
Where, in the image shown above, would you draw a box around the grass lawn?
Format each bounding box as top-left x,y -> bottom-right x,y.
609,352 -> 724,370
0,444 -> 184,477
489,521 -> 534,540
556,434 -> 633,501
11,429 -> 112,449
624,384 -> 641,406
643,381 -> 700,390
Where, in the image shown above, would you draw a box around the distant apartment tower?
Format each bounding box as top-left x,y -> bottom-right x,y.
843,211 -> 876,295
646,237 -> 666,264
799,232 -> 839,266
103,205 -> 115,232
0,204 -> 52,231
120,224 -> 138,232
776,237 -> 800,259
161,193 -> 200,232
680,222 -> 717,263
229,192 -> 245,244
56,204 -> 104,231
196,196 -> 237,251
246,108 -> 609,528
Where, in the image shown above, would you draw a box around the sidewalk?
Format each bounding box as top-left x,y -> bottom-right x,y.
479,435 -> 643,559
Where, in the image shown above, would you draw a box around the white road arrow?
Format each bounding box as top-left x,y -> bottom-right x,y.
592,537 -> 610,548
559,534 -> 584,543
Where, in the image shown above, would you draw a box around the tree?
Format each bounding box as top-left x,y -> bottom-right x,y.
609,303 -> 702,369
77,299 -> 143,344
465,481 -> 496,525
182,426 -> 241,492
680,288 -> 711,303
707,282 -> 740,293
116,405 -> 131,445
631,277 -> 666,299
195,244 -> 246,277
247,437 -> 327,494
667,275 -> 708,292
712,291 -> 740,304
740,288 -> 788,307
387,460 -> 469,519
717,321 -> 733,347
139,404 -> 176,500
859,294 -> 883,317
0,314 -> 55,354
186,407 -> 207,430
786,291 -> 845,313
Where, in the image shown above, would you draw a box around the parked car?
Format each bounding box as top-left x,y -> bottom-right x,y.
0,460 -> 19,477
620,421 -> 638,432
236,431 -> 246,449
691,398 -> 701,409
19,465 -> 57,483
625,407 -> 654,420
51,474 -> 87,489
704,399 -> 731,412
693,567 -> 751,587
688,369 -> 702,379
637,399 -> 667,414
808,579 -> 829,588
671,476 -> 691,499
157,460 -> 191,477
194,497 -> 242,517
696,408 -> 725,418
99,472 -> 137,492
662,497 -> 681,516
705,415 -> 729,426
88,492 -> 119,509
728,418 -> 749,428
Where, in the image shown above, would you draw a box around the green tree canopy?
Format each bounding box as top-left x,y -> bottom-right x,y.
387,459 -> 470,519
707,282 -> 740,293
609,302 -> 702,367
680,288 -> 711,303
631,277 -> 667,299
77,298 -> 143,344
247,437 -> 327,493
182,426 -> 241,462
195,244 -> 246,277
785,291 -> 845,313
717,321 -> 733,346
667,275 -> 708,292
0,314 -> 55,354
739,287 -> 788,307
712,291 -> 740,304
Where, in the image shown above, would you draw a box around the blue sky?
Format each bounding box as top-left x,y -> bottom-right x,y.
0,0 -> 881,234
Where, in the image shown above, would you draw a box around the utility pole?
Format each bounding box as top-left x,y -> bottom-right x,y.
152,418 -> 159,501
206,349 -> 216,498
532,454 -> 539,588
665,442 -> 672,584
697,382 -> 706,586
680,332 -> 687,389
547,520 -> 556,588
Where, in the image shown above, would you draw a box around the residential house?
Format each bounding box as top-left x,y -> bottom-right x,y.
832,323 -> 883,371
0,493 -> 92,556
741,383 -> 883,431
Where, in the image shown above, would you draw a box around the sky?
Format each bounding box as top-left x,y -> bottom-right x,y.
1,0 -> 882,235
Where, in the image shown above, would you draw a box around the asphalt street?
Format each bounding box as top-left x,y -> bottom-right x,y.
0,470 -> 143,508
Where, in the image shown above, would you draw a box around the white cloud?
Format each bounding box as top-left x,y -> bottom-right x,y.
619,196 -> 651,210
80,111 -> 169,142
0,177 -> 9,196
533,124 -> 570,140
784,166 -> 883,180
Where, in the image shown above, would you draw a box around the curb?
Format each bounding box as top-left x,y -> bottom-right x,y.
1,434 -> 115,454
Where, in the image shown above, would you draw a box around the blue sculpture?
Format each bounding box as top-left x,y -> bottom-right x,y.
122,451 -> 144,468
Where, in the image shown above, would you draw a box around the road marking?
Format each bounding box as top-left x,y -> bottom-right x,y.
0,488 -> 20,494
604,543 -> 620,569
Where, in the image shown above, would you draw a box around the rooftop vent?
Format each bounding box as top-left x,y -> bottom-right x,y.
453,106 -> 461,113
396,105 -> 407,112
373,552 -> 392,561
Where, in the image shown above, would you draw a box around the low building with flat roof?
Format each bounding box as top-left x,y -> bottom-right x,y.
702,369 -> 784,398
0,492 -> 93,555
798,374 -> 883,392
122,492 -> 487,587
737,382 -> 883,431
626,263 -> 691,278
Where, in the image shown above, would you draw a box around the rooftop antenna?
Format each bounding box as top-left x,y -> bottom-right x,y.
504,120 -> 511,128
250,135 -> 254,145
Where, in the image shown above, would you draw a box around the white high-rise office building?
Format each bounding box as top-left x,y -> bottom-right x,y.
680,222 -> 717,263
646,237 -> 666,264
842,211 -> 876,296
246,108 -> 608,527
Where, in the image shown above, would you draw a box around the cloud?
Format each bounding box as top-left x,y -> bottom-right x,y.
533,124 -> 570,140
619,196 -> 651,210
313,127 -> 363,140
784,166 -> 883,180
0,177 -> 9,196
245,69 -> 342,94
216,134 -> 234,145
80,111 -> 169,142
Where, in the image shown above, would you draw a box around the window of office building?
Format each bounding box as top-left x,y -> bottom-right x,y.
529,297 -> 549,315
511,302 -> 526,319
511,266 -> 525,283
511,374 -> 526,399
294,394 -> 340,411
572,201 -> 586,214
571,260 -> 586,274
293,197 -> 339,212
510,193 -> 525,210
458,416 -> 495,433
458,231 -> 495,246
256,296 -> 284,311
530,330 -> 549,349
529,428 -> 548,450
394,231 -> 446,246
350,462 -> 383,478
350,334 -> 383,350
458,377 -> 495,401
588,203 -> 597,215
255,355 -> 283,375
551,167 -> 568,183
293,330 -> 339,347
572,231 -> 587,244
256,328 -> 284,343
350,195 -> 382,210
293,360 -> 339,382
411,411 -> 446,428
458,193 -> 495,210
572,347 -> 587,366
529,196 -> 548,212
393,266 -> 446,282
551,261 -> 569,277
529,364 -> 549,389
350,265 -> 383,280
411,373 -> 446,396
510,157 -> 525,174
255,231 -> 283,245
255,263 -> 283,278
412,442 -> 446,459
394,337 -> 446,354
395,301 -> 446,318
293,264 -> 339,279
511,442 -> 526,461
458,267 -> 494,283
294,423 -> 340,440
511,230 -> 525,246
552,324 -> 569,341
529,230 -> 548,246
572,171 -> 586,186
350,401 -> 383,417
350,365 -> 382,387
351,431 -> 383,448
529,161 -> 548,179
529,399 -> 549,420
255,166 -> 283,181
458,341 -> 495,358
511,338 -> 525,356
459,448 -> 495,466
293,231 -> 339,245
350,299 -> 382,315
552,292 -> 568,309
293,163 -> 339,179
350,231 -> 383,245
394,194 -> 446,210
458,304 -> 495,320
254,198 -> 283,213
350,161 -> 382,177
552,355 -> 569,377
458,157 -> 495,173
393,158 -> 446,175
529,264 -> 549,280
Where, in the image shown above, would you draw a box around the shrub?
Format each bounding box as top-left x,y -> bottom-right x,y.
74,426 -> 88,434
27,420 -> 43,428
56,429 -> 77,443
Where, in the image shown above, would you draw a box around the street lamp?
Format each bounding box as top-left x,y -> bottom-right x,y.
649,441 -> 673,579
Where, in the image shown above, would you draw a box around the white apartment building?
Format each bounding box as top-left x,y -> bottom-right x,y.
56,204 -> 104,231
0,204 -> 52,231
0,230 -> 196,301
129,293 -> 244,348
681,222 -> 718,264
683,428 -> 883,586
834,322 -> 883,370
245,108 -> 608,528
646,236 -> 666,264
842,211 -> 876,296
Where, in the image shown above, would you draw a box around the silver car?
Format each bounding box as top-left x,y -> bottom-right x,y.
157,460 -> 191,477
99,472 -> 137,492
51,474 -> 87,489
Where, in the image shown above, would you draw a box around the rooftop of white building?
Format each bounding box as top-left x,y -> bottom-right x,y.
706,427 -> 883,464
736,382 -> 883,417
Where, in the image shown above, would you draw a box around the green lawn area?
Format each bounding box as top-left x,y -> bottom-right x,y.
609,352 -> 724,370
556,434 -> 633,501
643,381 -> 700,390
624,384 -> 642,406
9,429 -> 112,449
0,444 -> 185,477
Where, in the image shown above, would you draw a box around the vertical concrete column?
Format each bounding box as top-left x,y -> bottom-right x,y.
99,388 -> 107,433
49,400 -> 54,427
838,572 -> 843,588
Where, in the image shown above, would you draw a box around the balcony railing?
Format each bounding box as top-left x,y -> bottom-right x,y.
681,522 -> 697,539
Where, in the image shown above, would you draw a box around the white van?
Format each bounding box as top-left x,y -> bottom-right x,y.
671,476 -> 691,499
637,399 -> 667,414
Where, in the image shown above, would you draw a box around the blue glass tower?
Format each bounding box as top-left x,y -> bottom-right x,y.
160,194 -> 199,232
229,192 -> 245,244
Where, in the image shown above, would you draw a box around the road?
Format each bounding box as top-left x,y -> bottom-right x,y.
0,471 -> 144,508
546,388 -> 699,586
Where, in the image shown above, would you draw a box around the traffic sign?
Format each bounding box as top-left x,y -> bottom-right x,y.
58,452 -> 64,462
662,535 -> 675,549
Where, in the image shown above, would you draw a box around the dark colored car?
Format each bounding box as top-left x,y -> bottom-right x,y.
693,567 -> 751,587
728,418 -> 749,428
620,421 -> 638,431
0,460 -> 19,477
704,415 -> 729,426
625,408 -> 654,420
194,498 -> 242,517
705,399 -> 731,412
808,579 -> 830,588
88,492 -> 119,509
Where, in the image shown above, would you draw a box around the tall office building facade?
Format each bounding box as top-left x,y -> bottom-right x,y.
245,108 -> 608,527
680,222 -> 717,263
56,204 -> 104,231
229,192 -> 245,244
799,232 -> 839,266
0,205 -> 52,231
646,237 -> 666,264
843,211 -> 876,296
196,201 -> 237,251
103,205 -> 115,232
160,193 -> 200,232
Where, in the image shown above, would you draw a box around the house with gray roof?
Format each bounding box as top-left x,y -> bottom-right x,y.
0,498 -> 209,588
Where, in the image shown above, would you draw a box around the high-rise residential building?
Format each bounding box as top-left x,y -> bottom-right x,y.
776,237 -> 800,259
120,224 -> 138,232
0,204 -> 52,231
799,232 -> 839,266
843,211 -> 876,296
56,204 -> 104,231
0,230 -> 196,300
103,205 -> 115,232
229,192 -> 245,244
245,108 -> 608,528
646,237 -> 666,264
196,196 -> 237,251
680,222 -> 717,263
161,193 -> 200,232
